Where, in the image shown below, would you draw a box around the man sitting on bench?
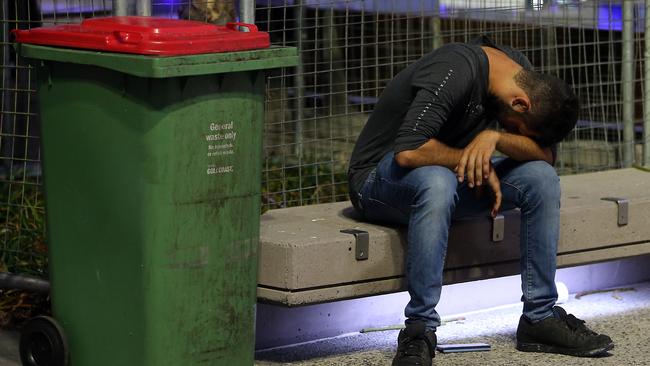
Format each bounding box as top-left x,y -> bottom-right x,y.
347,35 -> 614,366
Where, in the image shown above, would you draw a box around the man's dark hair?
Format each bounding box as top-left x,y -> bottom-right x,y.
514,69 -> 579,146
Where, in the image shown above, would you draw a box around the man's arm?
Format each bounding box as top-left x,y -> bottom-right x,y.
395,138 -> 502,217
455,130 -> 553,188
394,138 -> 463,169
496,131 -> 554,164
393,52 -> 474,158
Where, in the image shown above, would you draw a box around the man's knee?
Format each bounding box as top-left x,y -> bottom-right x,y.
519,161 -> 560,202
411,166 -> 458,209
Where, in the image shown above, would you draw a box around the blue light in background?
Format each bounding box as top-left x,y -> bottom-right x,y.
598,3 -> 622,31
39,2 -> 110,15
36,1 -> 639,34
151,0 -> 184,19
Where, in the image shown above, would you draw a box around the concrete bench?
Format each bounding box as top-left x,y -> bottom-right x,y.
258,168 -> 650,306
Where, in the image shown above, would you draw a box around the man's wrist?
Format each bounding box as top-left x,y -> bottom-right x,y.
487,129 -> 502,146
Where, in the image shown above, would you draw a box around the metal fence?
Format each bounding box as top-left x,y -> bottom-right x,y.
255,0 -> 648,209
0,0 -> 648,277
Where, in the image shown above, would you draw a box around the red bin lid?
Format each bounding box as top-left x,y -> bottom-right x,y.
12,16 -> 270,56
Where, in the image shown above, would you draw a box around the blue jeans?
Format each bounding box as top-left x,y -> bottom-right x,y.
356,152 -> 559,330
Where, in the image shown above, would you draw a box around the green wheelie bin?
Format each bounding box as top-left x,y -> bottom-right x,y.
14,16 -> 297,366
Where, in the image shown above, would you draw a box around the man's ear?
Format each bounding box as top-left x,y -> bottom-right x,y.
511,96 -> 530,113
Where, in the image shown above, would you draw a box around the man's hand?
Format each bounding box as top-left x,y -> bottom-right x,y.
455,130 -> 500,187
486,166 -> 501,217
472,163 -> 502,217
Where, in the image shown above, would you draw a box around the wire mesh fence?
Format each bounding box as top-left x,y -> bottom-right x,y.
2,0 -> 43,279
0,1 -> 647,280
1,1 -> 114,281
254,0 -> 647,209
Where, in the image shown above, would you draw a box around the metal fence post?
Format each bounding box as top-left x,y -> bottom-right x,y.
645,0 -> 650,168
1,1 -> 7,74
114,0 -> 133,16
136,0 -> 151,16
622,0 -> 635,167
240,0 -> 255,24
294,0 -> 305,157
0,0 -> 6,178
432,0 -> 443,50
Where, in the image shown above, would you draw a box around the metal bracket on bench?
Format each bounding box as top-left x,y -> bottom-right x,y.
601,197 -> 629,226
492,214 -> 504,242
340,229 -> 369,261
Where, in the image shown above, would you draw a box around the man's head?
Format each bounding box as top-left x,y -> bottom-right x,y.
492,69 -> 579,146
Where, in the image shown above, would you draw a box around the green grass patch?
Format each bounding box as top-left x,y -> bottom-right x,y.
0,182 -> 47,277
0,181 -> 49,328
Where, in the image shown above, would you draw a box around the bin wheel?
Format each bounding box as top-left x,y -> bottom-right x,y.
19,316 -> 69,366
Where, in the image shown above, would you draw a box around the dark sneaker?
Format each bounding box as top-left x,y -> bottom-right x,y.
392,321 -> 436,366
516,306 -> 614,357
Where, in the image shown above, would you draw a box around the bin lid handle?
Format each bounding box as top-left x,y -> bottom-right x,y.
226,22 -> 259,33
111,31 -> 143,45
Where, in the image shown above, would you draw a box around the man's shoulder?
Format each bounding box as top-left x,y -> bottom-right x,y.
429,42 -> 481,57
498,45 -> 533,69
468,35 -> 533,69
416,42 -> 483,72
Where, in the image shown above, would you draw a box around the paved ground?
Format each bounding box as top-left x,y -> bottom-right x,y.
0,328 -> 19,366
2,281 -> 649,365
255,281 -> 650,366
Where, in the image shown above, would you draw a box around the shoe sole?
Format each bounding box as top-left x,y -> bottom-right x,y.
516,341 -> 614,357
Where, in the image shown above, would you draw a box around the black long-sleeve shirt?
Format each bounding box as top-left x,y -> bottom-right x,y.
347,36 -> 532,200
